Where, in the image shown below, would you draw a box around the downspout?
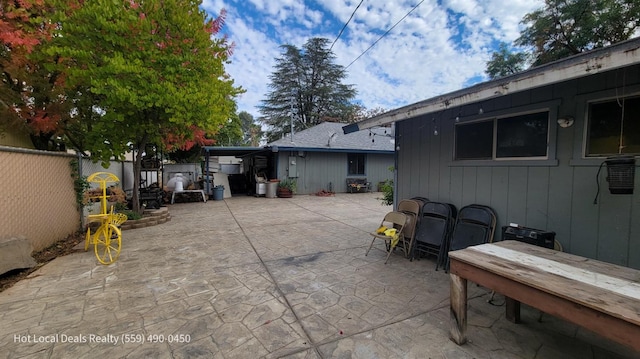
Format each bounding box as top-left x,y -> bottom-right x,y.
271,146 -> 279,180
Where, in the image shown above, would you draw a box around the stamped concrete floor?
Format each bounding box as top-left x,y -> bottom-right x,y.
0,193 -> 637,359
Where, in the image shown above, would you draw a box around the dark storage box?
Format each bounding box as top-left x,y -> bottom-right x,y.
501,226 -> 556,249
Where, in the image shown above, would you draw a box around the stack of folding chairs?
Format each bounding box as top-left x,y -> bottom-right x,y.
411,201 -> 457,270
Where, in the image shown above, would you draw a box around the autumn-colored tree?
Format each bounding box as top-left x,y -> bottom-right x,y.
0,0 -> 65,149
46,0 -> 242,212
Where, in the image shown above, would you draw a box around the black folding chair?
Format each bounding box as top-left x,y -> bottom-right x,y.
412,201 -> 456,270
444,204 -> 496,271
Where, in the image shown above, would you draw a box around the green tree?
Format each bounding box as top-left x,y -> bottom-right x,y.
213,115 -> 243,146
259,37 -> 357,142
345,105 -> 388,123
238,111 -> 263,146
485,42 -> 529,79
485,0 -> 640,76
516,0 -> 640,66
46,0 -> 242,212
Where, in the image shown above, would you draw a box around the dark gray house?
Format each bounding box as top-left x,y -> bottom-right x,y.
269,122 -> 394,194
344,38 -> 640,269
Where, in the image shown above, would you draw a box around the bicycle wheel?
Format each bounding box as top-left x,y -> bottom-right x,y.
93,223 -> 122,264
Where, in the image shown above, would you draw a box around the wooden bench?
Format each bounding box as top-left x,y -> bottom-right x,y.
170,189 -> 207,204
448,240 -> 640,352
346,178 -> 371,193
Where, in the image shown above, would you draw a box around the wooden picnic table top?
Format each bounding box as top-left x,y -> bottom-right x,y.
448,240 -> 640,328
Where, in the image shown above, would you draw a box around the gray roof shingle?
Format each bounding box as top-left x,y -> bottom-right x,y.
268,122 -> 394,152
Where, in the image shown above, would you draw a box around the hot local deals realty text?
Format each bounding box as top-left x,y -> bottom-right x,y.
15,334 -> 119,345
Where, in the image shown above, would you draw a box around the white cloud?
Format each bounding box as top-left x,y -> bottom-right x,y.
206,0 -> 544,117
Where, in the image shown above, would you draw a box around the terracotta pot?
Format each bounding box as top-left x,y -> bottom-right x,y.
277,188 -> 293,198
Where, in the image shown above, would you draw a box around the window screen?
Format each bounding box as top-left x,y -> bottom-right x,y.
496,112 -> 548,158
348,153 -> 365,175
455,121 -> 493,160
455,111 -> 549,160
587,96 -> 640,156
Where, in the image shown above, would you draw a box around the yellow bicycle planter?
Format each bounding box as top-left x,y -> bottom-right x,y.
84,172 -> 127,265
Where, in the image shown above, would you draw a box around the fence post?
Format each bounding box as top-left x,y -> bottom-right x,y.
75,152 -> 85,230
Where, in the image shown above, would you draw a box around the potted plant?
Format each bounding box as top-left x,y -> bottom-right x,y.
277,178 -> 296,198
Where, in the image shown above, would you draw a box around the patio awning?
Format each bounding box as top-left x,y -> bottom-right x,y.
201,146 -> 273,158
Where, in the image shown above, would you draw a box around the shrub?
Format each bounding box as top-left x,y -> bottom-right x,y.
379,179 -> 394,206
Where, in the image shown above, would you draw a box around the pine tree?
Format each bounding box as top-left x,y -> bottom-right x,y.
259,38 -> 356,142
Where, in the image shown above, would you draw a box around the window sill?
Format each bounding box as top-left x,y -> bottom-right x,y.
449,159 -> 559,167
569,156 -> 639,167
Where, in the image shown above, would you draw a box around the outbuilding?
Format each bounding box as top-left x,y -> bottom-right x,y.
269,122 -> 395,194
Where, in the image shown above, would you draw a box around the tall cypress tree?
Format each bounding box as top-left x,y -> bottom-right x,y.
260,38 -> 356,142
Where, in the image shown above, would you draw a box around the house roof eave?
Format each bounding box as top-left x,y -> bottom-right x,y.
272,146 -> 393,155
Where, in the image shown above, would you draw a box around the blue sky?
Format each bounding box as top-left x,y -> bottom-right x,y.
201,0 -> 543,119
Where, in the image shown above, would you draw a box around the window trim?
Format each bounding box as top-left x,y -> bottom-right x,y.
494,111 -> 551,160
584,93 -> 640,157
347,153 -> 366,176
571,85 -> 640,166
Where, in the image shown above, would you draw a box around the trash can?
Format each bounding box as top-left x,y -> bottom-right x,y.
266,181 -> 278,198
213,185 -> 224,201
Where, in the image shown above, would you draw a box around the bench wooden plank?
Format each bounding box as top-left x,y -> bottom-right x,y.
475,240 -> 640,282
471,244 -> 640,301
449,241 -> 640,352
450,241 -> 640,325
171,190 -> 207,204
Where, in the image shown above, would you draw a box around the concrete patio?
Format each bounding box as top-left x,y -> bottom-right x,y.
0,193 -> 637,358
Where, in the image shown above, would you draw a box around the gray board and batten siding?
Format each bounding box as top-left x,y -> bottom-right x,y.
269,122 -> 395,195
395,63 -> 640,269
274,150 -> 393,194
